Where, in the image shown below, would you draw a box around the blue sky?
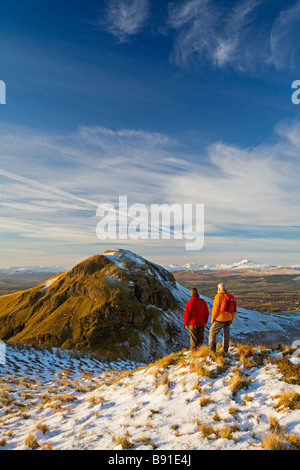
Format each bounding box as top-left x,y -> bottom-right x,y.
0,0 -> 300,268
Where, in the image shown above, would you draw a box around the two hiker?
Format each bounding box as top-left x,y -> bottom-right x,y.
184,283 -> 236,353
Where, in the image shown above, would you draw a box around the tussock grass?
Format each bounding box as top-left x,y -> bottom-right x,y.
112,434 -> 135,450
198,422 -> 216,439
235,344 -> 258,369
35,423 -> 49,435
236,344 -> 254,358
287,433 -> 300,450
261,415 -> 300,450
199,395 -> 214,407
228,368 -> 252,397
25,433 -> 39,450
219,426 -> 234,440
212,409 -> 221,421
41,442 -> 53,450
269,416 -> 286,436
228,406 -> 238,416
190,359 -> 216,378
88,395 -> 104,406
262,434 -> 290,450
0,438 -> 6,447
271,357 -> 300,385
272,389 -> 300,411
147,350 -> 187,372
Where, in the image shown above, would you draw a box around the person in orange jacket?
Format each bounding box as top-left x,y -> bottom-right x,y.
184,288 -> 209,352
209,282 -> 236,353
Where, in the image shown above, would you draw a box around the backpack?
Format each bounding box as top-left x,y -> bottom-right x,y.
220,293 -> 237,314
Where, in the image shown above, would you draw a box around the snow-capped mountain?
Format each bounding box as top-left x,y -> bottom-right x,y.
164,259 -> 300,272
0,265 -> 67,276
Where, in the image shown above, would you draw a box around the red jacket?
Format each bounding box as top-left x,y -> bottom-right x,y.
184,295 -> 209,326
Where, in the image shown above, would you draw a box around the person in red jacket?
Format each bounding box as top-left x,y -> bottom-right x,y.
184,288 -> 209,352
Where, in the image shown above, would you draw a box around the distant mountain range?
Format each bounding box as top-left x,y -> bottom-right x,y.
164,259 -> 300,272
0,266 -> 67,276
2,259 -> 300,275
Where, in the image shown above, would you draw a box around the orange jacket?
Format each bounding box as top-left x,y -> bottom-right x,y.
211,290 -> 236,323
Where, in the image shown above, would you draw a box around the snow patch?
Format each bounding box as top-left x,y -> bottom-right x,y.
1,342 -> 299,450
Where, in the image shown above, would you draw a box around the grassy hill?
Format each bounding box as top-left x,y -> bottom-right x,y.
0,250 -> 189,362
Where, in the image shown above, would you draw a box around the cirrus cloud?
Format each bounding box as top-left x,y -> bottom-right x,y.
100,0 -> 150,42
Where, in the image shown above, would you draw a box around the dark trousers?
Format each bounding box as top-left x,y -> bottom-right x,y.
209,320 -> 231,352
189,325 -> 205,349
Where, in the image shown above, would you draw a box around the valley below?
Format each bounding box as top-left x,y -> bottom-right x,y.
173,269 -> 300,313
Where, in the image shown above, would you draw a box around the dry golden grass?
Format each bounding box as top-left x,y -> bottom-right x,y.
189,359 -> 216,378
272,357 -> 300,385
199,395 -> 214,407
212,409 -> 221,421
146,350 -> 187,373
228,368 -> 252,397
228,405 -> 238,416
35,423 -> 49,435
235,344 -> 257,368
88,395 -> 104,406
112,434 -> 135,450
261,415 -> 300,450
269,416 -> 286,435
25,433 -> 39,449
0,438 -> 6,447
236,343 -> 254,357
198,422 -> 216,439
272,389 -> 300,412
262,434 -> 290,450
287,433 -> 300,450
219,426 -> 234,440
41,442 -> 53,450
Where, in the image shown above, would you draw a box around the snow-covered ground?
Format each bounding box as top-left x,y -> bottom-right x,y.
0,342 -> 299,450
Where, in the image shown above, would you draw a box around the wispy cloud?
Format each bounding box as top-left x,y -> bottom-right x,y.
269,0 -> 300,70
100,0 -> 150,42
167,0 -> 300,72
96,0 -> 300,72
167,0 -> 262,70
1,120 -> 300,265
0,124 -> 179,258
165,121 -> 300,235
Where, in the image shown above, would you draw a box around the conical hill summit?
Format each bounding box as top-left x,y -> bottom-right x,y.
0,249 -> 190,361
